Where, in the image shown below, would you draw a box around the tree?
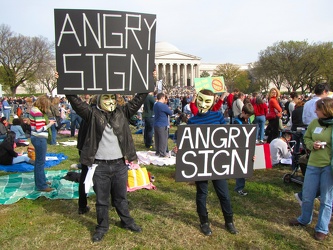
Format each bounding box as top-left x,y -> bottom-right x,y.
250,62 -> 271,93
32,60 -> 57,95
233,71 -> 251,93
213,63 -> 241,91
200,70 -> 210,78
0,24 -> 54,96
254,40 -> 332,93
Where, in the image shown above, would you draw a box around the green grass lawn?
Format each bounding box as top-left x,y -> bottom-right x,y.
0,127 -> 332,249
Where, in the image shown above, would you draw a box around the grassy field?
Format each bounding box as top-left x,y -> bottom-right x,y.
0,126 -> 332,249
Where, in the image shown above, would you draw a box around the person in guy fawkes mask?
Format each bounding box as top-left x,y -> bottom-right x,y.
66,92 -> 147,243
186,89 -> 239,236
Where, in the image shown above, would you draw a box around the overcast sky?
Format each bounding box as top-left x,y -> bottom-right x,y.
1,0 -> 332,64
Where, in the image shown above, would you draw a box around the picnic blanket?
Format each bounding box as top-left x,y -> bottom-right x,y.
0,170 -> 94,205
136,151 -> 176,166
0,153 -> 68,172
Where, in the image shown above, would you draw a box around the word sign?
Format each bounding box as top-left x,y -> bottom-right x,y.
54,9 -> 157,94
176,124 -> 256,182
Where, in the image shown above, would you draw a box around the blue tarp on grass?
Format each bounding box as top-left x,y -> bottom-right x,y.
0,153 -> 68,172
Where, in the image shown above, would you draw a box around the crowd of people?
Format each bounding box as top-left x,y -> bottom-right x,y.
0,81 -> 332,242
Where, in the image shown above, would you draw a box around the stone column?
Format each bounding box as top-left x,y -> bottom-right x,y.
190,64 -> 194,86
163,63 -> 166,79
184,64 -> 187,87
170,63 -> 173,86
155,63 -> 159,80
177,63 -> 180,87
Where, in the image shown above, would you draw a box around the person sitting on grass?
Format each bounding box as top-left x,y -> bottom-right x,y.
0,131 -> 34,165
269,131 -> 292,166
10,118 -> 26,140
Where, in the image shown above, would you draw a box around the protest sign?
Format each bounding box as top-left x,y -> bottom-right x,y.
54,9 -> 156,94
176,124 -> 256,182
194,76 -> 226,93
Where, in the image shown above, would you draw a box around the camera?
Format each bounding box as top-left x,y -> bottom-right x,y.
319,142 -> 327,148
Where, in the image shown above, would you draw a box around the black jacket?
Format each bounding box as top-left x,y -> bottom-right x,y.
0,141 -> 17,165
66,93 -> 148,166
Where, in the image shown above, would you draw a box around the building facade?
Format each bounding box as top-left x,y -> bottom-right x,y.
155,41 -> 252,87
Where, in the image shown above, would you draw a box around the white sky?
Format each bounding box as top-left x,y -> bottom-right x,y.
1,0 -> 332,64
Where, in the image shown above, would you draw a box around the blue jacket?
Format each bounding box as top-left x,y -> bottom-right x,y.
153,102 -> 172,127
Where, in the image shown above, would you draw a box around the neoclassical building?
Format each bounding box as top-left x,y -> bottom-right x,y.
154,41 -> 252,87
155,42 -> 201,87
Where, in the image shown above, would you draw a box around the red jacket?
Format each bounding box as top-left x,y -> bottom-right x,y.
268,97 -> 282,118
226,93 -> 234,109
253,103 -> 268,116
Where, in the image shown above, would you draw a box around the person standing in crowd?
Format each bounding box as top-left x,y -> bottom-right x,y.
0,131 -> 34,165
181,96 -> 188,113
266,88 -> 282,143
286,92 -> 299,128
76,94 -> 93,215
302,83 -> 329,126
63,80 -> 148,242
291,99 -> 306,154
294,83 -> 330,211
143,92 -> 155,149
68,102 -> 82,137
289,97 -> 333,241
232,92 -> 245,119
226,88 -> 239,124
250,92 -> 258,105
29,95 -> 56,192
190,92 -> 226,116
48,97 -> 61,145
154,93 -> 173,158
232,103 -> 255,196
23,97 -> 33,118
187,89 -> 239,236
253,96 -> 268,143
2,96 -> 11,121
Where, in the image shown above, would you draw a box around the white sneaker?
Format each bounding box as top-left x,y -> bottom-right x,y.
294,193 -> 302,206
237,190 -> 248,196
70,164 -> 79,170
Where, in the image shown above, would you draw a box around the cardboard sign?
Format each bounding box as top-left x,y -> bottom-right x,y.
54,9 -> 157,94
194,76 -> 226,93
176,124 -> 256,182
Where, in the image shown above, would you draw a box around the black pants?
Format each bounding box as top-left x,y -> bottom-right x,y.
267,117 -> 280,143
78,164 -> 88,209
93,158 -> 134,233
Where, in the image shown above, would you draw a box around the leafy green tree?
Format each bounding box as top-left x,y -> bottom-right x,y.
233,71 -> 251,93
213,63 -> 241,91
200,70 -> 210,78
254,40 -> 333,93
0,24 -> 54,96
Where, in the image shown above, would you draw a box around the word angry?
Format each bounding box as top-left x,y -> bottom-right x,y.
54,9 -> 157,94
176,124 -> 257,182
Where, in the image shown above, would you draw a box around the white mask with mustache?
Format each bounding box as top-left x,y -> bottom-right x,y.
100,94 -> 116,112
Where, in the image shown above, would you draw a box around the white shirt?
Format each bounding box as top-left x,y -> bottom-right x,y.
302,96 -> 320,125
270,138 -> 292,165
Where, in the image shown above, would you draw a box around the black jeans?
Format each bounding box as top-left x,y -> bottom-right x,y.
195,179 -> 233,222
267,117 -> 280,143
144,117 -> 154,148
93,158 -> 134,233
78,164 -> 88,209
